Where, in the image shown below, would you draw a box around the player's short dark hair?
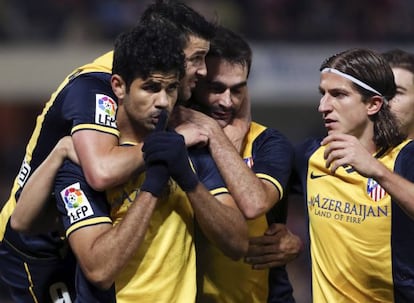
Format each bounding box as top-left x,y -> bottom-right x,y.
383,49 -> 414,78
140,0 -> 216,49
112,23 -> 185,91
207,26 -> 252,78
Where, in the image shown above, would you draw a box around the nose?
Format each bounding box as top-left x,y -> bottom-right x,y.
318,93 -> 331,113
218,89 -> 232,108
156,90 -> 170,108
196,61 -> 207,77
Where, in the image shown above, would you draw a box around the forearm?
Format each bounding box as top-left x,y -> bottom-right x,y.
208,130 -> 276,219
73,130 -> 144,191
84,144 -> 144,190
374,162 -> 414,219
11,140 -> 68,232
188,183 -> 248,260
72,191 -> 158,289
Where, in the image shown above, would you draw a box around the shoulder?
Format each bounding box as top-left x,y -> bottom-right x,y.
249,121 -> 293,150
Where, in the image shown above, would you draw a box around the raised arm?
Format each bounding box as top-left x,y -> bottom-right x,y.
10,136 -> 78,233
72,130 -> 144,191
322,133 -> 414,218
174,106 -> 286,219
57,159 -> 169,290
142,130 -> 249,259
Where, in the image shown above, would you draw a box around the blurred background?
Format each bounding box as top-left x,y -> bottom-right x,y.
1,0 -> 414,302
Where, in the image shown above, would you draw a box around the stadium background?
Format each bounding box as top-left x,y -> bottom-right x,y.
1,0 -> 414,302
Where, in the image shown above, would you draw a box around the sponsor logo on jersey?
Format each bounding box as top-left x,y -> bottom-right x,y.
60,182 -> 94,223
17,159 -> 31,187
308,193 -> 389,223
366,178 -> 386,202
243,156 -> 254,168
95,94 -> 117,127
310,171 -> 327,179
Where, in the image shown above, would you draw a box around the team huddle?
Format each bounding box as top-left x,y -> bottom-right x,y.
1,1 -> 414,303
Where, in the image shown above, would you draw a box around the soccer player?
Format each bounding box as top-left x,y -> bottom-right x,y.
172,26 -> 301,303
298,48 -> 414,302
0,1 -> 216,302
383,49 -> 414,140
10,21 -> 248,303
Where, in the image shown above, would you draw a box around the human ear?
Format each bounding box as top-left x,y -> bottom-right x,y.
366,95 -> 384,116
111,74 -> 126,101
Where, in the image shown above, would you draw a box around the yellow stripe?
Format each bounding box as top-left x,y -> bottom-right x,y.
210,187 -> 229,196
66,217 -> 112,237
242,122 -> 266,159
71,124 -> 120,137
24,262 -> 39,303
0,53 -> 114,239
256,173 -> 284,199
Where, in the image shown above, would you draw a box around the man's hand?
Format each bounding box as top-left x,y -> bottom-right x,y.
143,131 -> 199,192
245,223 -> 302,269
321,133 -> 381,176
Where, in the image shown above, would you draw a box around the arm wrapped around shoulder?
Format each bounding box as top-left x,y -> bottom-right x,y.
142,131 -> 199,192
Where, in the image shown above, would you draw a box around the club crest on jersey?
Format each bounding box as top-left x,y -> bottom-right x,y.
366,178 -> 386,202
244,157 -> 254,168
95,94 -> 117,127
60,182 -> 94,223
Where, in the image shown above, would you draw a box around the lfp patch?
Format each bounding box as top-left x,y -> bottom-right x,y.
60,182 -> 94,224
95,94 -> 117,127
367,178 -> 386,202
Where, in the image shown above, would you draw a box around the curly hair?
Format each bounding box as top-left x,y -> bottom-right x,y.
112,23 -> 185,92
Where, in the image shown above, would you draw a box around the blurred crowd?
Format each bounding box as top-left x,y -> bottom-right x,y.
1,0 -> 414,43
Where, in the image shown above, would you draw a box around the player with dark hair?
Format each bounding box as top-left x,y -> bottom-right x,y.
173,26 -> 301,303
383,49 -> 414,140
297,48 -> 414,302
0,1 -> 216,302
9,20 -> 248,303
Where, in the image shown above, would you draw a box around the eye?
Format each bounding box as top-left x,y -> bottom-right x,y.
166,83 -> 179,94
208,82 -> 226,94
143,82 -> 161,93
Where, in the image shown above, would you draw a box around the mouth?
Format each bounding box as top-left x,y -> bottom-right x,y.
211,110 -> 232,122
152,111 -> 168,127
323,118 -> 337,129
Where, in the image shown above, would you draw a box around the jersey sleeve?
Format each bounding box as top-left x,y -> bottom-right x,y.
54,159 -> 112,238
396,140 -> 414,181
250,129 -> 294,199
61,73 -> 119,137
189,147 -> 229,196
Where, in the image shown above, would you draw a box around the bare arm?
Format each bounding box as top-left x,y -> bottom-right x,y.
323,134 -> 414,218
68,191 -> 158,290
10,136 -> 78,233
174,106 -> 279,219
187,184 -> 249,260
72,130 -> 144,191
208,122 -> 279,219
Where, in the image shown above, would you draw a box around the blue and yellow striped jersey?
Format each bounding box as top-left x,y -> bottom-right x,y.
295,138 -> 414,303
54,146 -> 228,303
197,121 -> 295,303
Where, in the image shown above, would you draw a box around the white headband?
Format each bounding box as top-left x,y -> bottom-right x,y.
321,67 -> 382,96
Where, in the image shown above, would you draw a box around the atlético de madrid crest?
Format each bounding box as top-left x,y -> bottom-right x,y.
367,178 -> 387,202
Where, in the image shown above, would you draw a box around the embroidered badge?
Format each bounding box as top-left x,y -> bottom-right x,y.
367,178 -> 386,202
95,94 -> 117,127
60,182 -> 94,223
